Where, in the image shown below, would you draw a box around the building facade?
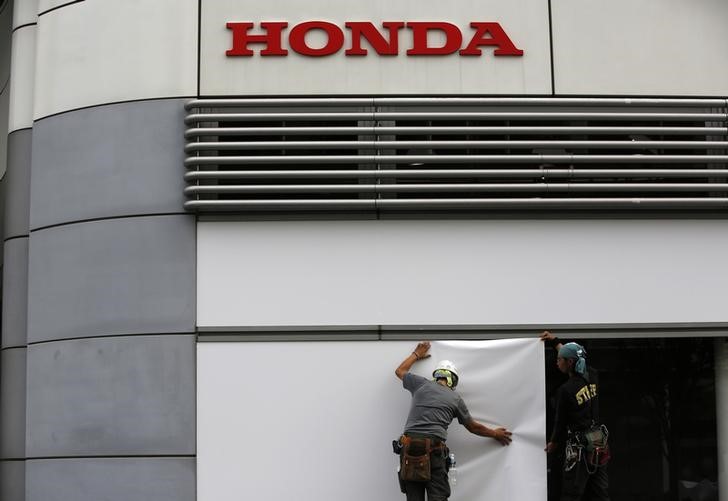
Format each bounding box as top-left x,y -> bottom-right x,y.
1,1 -> 727,500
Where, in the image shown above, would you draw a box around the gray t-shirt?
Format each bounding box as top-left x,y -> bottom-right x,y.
402,373 -> 472,441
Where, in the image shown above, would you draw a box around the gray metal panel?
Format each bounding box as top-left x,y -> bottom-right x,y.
184,97 -> 728,214
26,457 -> 194,501
0,348 -> 26,459
26,335 -> 195,457
4,129 -> 32,239
27,215 -> 195,343
30,99 -> 187,230
2,237 -> 28,348
0,461 -> 25,501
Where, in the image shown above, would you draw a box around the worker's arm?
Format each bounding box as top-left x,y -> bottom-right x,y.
395,341 -> 431,380
540,330 -> 563,351
464,419 -> 513,446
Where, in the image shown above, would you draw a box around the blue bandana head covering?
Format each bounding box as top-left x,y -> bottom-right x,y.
558,342 -> 587,375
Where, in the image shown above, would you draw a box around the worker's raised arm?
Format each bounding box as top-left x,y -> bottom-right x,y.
464,419 -> 513,446
540,330 -> 563,351
395,341 -> 431,380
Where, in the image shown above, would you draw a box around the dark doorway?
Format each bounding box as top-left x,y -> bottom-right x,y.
545,338 -> 718,501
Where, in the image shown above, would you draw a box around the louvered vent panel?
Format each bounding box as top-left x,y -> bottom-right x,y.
184,97 -> 728,213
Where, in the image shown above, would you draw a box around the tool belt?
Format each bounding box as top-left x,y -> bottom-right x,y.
565,424 -> 611,473
397,435 -> 447,483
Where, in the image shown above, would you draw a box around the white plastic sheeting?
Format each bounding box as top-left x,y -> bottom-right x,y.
198,338 -> 546,501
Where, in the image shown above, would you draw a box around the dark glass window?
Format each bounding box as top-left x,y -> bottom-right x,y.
545,338 -> 718,501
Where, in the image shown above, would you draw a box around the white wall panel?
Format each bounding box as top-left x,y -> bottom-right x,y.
0,88 -> 9,177
198,339 -> 546,501
13,0 -> 38,28
201,0 -> 551,95
33,0 -> 197,120
552,0 -> 728,96
0,1 -> 11,177
8,25 -> 35,131
198,220 -> 728,328
38,0 -> 77,14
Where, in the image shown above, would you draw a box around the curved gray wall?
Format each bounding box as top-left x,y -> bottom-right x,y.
29,99 -> 188,230
3,98 -> 196,501
26,458 -> 195,501
27,215 -> 195,343
0,130 -> 30,501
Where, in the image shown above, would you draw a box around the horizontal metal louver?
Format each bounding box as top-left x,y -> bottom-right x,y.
184,97 -> 728,214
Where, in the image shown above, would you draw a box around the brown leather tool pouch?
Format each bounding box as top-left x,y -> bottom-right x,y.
399,436 -> 432,483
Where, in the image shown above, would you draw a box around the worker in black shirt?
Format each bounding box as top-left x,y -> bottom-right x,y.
541,331 -> 610,501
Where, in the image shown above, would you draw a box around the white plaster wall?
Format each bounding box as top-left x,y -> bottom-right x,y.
13,0 -> 38,28
552,0 -> 728,96
33,0 -> 198,119
0,1 -> 11,177
38,0 -> 75,14
0,88 -> 9,178
198,219 -> 728,328
7,25 -> 35,132
200,0 -> 551,95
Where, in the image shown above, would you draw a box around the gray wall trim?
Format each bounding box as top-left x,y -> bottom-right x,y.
198,321 -> 728,342
198,211 -> 728,222
26,335 -> 196,457
28,215 -> 195,343
200,332 -> 382,342
4,129 -> 32,240
30,99 -> 189,230
2,237 -> 28,348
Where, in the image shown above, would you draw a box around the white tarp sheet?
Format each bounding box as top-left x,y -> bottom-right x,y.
198,338 -> 546,501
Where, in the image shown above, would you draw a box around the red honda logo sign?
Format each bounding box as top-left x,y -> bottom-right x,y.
226,21 -> 523,57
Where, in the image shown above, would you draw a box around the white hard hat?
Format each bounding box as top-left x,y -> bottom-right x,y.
433,360 -> 460,388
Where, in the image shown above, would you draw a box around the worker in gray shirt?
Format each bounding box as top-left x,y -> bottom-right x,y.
395,341 -> 512,501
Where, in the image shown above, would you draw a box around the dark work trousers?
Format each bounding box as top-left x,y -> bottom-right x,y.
560,459 -> 610,501
403,449 -> 451,501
